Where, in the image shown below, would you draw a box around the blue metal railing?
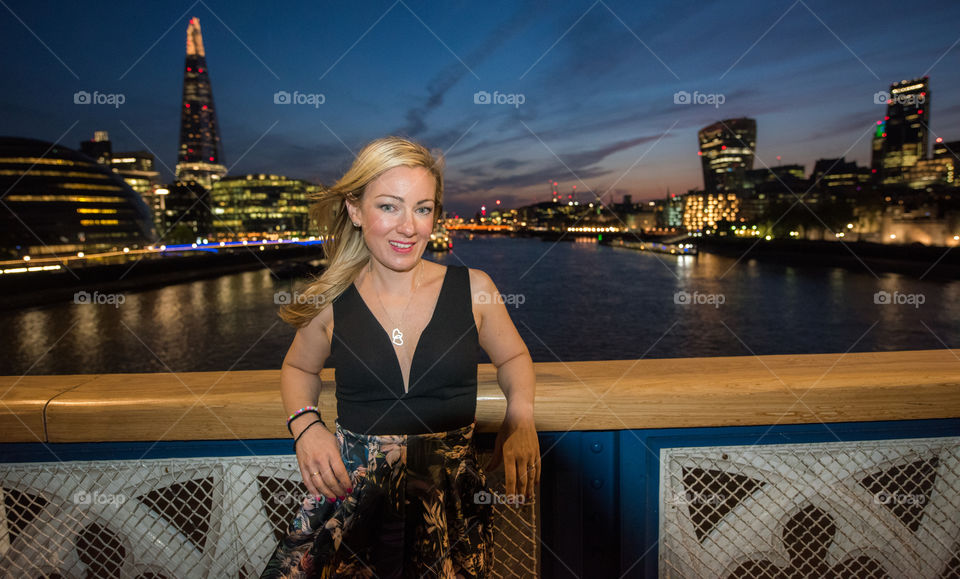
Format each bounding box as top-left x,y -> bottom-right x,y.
2,419 -> 959,577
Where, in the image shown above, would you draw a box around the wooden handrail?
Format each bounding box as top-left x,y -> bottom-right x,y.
1,349 -> 958,443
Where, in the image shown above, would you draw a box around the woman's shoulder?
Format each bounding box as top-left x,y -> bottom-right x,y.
464,266 -> 497,295
422,261 -> 471,281
419,261 -> 493,296
420,261 -> 496,298
291,300 -> 335,357
304,300 -> 334,333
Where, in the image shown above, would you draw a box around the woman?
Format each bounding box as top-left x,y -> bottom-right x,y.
260,136 -> 539,578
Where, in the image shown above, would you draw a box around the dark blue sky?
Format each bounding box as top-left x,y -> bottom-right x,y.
3,0 -> 959,214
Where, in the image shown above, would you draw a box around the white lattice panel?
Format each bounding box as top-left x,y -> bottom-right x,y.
0,452 -> 536,578
660,437 -> 960,578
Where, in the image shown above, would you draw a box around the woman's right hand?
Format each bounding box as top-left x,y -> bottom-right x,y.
294,423 -> 353,503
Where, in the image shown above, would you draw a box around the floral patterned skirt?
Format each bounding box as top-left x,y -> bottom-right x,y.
259,421 -> 494,578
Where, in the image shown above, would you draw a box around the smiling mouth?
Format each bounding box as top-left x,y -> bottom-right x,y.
389,240 -> 415,249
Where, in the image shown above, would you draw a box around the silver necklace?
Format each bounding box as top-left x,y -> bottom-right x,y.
370,260 -> 424,346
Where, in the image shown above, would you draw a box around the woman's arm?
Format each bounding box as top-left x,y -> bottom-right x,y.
470,268 -> 540,503
280,306 -> 352,502
280,307 -> 330,435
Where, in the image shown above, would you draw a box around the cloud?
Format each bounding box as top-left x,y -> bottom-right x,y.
448,132 -> 671,200
493,158 -> 527,170
228,132 -> 356,184
797,114 -> 878,145
395,4 -> 537,138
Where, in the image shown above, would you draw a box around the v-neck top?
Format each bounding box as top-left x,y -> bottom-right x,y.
328,264 -> 479,435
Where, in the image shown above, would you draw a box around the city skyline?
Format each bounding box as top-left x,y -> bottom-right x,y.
2,0 -> 960,215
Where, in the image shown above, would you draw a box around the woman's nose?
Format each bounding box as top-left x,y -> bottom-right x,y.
397,210 -> 415,235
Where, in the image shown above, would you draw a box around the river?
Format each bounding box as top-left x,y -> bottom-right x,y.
2,234 -> 957,375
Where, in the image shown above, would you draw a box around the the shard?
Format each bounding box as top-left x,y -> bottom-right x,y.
174,17 -> 227,189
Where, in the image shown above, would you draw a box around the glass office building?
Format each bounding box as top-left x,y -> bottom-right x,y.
209,175 -> 313,239
698,118 -> 757,193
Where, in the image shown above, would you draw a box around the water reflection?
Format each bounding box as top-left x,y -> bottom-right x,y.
1,235 -> 957,375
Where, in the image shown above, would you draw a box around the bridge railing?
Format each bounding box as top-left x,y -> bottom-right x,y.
1,349 -> 958,577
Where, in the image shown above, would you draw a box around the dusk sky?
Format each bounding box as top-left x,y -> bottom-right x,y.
3,0 -> 960,215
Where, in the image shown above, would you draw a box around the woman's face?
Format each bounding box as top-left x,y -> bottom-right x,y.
348,165 -> 437,272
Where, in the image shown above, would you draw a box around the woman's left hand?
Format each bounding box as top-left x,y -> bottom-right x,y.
485,405 -> 539,504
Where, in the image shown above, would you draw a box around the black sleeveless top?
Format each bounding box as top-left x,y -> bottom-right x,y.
329,265 -> 479,435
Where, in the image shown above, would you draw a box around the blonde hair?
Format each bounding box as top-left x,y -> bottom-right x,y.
279,136 -> 444,328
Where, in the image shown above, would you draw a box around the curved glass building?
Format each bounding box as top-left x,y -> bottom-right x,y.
0,136 -> 157,259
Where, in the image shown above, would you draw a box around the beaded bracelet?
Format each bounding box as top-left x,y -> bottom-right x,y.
286,406 -> 320,434
293,419 -> 325,452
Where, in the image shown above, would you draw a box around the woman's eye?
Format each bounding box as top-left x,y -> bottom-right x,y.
379,204 -> 395,212
417,206 -> 434,215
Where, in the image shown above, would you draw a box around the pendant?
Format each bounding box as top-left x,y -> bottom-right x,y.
391,328 -> 404,346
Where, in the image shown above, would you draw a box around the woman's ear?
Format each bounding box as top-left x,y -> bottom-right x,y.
345,197 -> 361,226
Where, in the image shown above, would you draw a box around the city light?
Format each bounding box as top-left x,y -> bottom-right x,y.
1,24 -> 956,294
566,226 -> 620,233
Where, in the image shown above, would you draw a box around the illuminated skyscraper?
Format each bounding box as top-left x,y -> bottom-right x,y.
175,17 -> 227,189
873,77 -> 930,184
933,138 -> 960,161
870,118 -> 886,179
698,118 -> 756,193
